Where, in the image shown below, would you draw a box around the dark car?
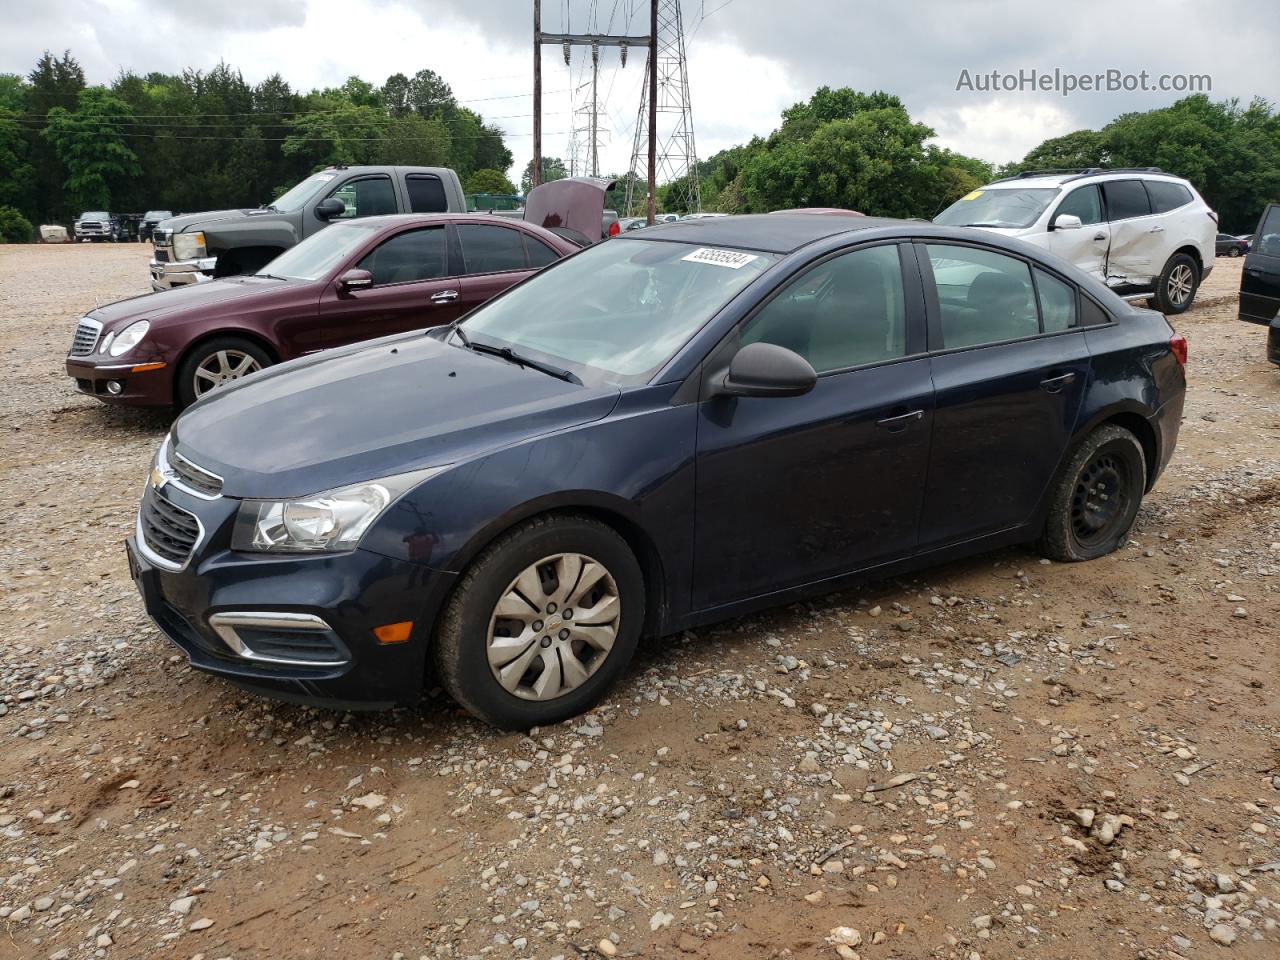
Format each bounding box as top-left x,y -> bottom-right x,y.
140,210 -> 174,243
66,214 -> 580,410
125,214 -> 1186,727
1238,203 -> 1280,365
1216,232 -> 1249,257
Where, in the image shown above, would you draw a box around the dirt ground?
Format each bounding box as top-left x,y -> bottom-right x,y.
0,244 -> 1277,960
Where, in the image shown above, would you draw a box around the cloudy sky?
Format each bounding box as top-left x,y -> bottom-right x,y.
3,0 -> 1275,180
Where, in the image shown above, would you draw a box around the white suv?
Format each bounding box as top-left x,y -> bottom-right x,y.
934,168 -> 1217,314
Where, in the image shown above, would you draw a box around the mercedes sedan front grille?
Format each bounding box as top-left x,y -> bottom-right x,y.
69,317 -> 102,356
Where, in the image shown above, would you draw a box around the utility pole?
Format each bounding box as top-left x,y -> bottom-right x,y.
647,0 -> 657,225
531,3 -> 650,192
532,0 -> 542,188
590,42 -> 599,178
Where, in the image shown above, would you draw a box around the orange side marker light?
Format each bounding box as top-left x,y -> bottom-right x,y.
374,621 -> 413,645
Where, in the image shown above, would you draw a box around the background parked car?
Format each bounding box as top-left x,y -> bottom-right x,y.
140,210 -> 174,243
1216,232 -> 1249,257
73,212 -> 123,242
1238,203 -> 1280,366
67,214 -> 580,410
934,167 -> 1216,314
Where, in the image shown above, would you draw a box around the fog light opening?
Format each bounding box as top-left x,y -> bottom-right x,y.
106,380 -> 123,395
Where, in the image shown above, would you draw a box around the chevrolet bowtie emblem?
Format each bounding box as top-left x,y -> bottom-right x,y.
150,465 -> 166,490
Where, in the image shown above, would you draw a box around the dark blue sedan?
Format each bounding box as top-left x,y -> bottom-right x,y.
127,214 -> 1187,727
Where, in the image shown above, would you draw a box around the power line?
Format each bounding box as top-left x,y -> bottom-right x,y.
18,128 -> 567,143
6,110 -> 570,129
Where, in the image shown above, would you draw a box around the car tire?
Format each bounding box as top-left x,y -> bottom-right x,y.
1228,245 -> 1241,257
1150,252 -> 1200,314
434,513 -> 645,730
1039,424 -> 1147,563
175,336 -> 273,410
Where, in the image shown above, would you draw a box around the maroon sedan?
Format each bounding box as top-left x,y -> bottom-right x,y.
65,214 -> 579,410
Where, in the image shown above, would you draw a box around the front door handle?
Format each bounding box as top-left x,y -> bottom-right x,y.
1040,372 -> 1077,394
1093,232 -> 1107,241
1149,225 -> 1165,234
431,290 -> 459,303
876,408 -> 924,432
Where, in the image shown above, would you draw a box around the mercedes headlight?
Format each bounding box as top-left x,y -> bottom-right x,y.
172,231 -> 207,261
231,467 -> 445,554
108,320 -> 150,357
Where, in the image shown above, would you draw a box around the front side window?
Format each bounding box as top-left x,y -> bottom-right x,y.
933,188 -> 1059,229
1103,180 -> 1152,221
740,244 -> 907,373
457,223 -> 528,273
357,227 -> 447,286
460,239 -> 776,385
1145,180 -> 1193,214
927,244 -> 1039,348
327,176 -> 397,220
1053,185 -> 1103,226
1255,205 -> 1280,258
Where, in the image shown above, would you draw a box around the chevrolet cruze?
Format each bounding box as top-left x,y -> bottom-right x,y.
127,214 -> 1186,728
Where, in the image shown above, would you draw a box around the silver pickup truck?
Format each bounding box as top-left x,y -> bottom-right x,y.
150,165 -> 466,291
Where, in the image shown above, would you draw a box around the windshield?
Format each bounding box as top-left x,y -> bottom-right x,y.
459,238 -> 777,385
934,187 -> 1060,229
256,221 -> 378,281
81,212 -> 109,220
269,172 -> 339,212
144,210 -> 172,219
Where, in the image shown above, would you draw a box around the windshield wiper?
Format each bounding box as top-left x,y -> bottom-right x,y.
453,328 -> 582,385
254,272 -> 289,281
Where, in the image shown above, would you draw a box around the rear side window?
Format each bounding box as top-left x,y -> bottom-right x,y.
328,177 -> 397,219
1145,180 -> 1193,214
524,235 -> 561,268
1054,185 -> 1103,226
1103,180 -> 1152,221
926,244 -> 1039,348
357,227 -> 447,286
407,175 -> 448,213
1256,205 -> 1280,258
1035,268 -> 1077,332
457,224 -> 527,273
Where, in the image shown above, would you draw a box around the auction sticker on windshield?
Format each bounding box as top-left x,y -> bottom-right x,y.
681,248 -> 759,269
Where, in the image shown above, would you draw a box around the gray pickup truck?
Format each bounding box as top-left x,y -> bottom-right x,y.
149,165 -> 466,291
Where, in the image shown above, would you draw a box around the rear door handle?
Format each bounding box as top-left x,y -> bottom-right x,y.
1149,225 -> 1165,234
1040,372 -> 1077,394
876,409 -> 924,431
1093,232 -> 1108,242
431,290 -> 459,303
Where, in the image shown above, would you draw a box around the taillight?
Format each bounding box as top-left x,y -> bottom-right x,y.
1170,332 -> 1188,366
608,221 -> 620,237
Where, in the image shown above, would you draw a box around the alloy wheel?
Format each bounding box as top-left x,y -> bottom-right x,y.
193,349 -> 262,397
1166,263 -> 1194,306
486,553 -> 621,701
1069,453 -> 1132,549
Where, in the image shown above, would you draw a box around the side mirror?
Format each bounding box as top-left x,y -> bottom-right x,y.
338,268 -> 373,292
315,197 -> 346,220
719,342 -> 816,398
1051,213 -> 1083,232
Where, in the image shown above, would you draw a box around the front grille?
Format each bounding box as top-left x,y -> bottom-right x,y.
140,485 -> 200,567
166,444 -> 223,497
69,317 -> 103,356
154,248 -> 170,263
234,627 -> 348,664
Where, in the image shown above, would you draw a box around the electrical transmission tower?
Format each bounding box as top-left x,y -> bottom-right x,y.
625,0 -> 700,216
566,41 -> 604,177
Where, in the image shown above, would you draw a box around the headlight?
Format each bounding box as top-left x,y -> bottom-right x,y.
108,320 -> 150,357
231,467 -> 445,554
172,231 -> 207,261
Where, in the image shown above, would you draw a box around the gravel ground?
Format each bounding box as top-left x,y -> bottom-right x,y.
0,244 -> 1278,960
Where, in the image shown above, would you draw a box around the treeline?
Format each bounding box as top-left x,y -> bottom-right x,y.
1000,94 -> 1280,234
0,51 -> 516,240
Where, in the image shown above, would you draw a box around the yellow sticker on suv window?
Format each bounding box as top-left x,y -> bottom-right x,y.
960,190 -> 983,201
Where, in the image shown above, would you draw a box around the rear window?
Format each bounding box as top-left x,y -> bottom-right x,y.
407,175 -> 448,213
1145,180 -> 1193,214
1103,180 -> 1152,221
524,235 -> 560,268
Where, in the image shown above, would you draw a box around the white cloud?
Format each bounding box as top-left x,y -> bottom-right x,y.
921,97 -> 1079,167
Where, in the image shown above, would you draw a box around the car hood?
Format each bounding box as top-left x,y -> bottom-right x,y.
159,209 -> 277,233
171,333 -> 621,499
524,176 -> 615,243
88,276 -> 301,331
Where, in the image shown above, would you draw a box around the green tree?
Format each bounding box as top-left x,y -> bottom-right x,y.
0,205 -> 33,243
466,168 -> 517,194
43,87 -> 141,212
377,113 -> 452,167
27,51 -> 85,222
521,156 -> 568,193
0,108 -> 34,212
408,69 -> 456,119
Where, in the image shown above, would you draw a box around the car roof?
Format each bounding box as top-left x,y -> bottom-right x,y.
985,171 -> 1192,190
631,213 -> 912,254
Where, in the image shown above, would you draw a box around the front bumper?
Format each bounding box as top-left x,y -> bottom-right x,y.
150,256 -> 217,291
66,356 -> 174,407
125,482 -> 456,708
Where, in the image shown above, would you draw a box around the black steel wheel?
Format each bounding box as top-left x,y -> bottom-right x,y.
1040,424 -> 1147,562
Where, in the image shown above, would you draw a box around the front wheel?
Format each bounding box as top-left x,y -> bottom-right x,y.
175,336 -> 273,410
434,514 -> 645,729
1039,424 -> 1147,562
